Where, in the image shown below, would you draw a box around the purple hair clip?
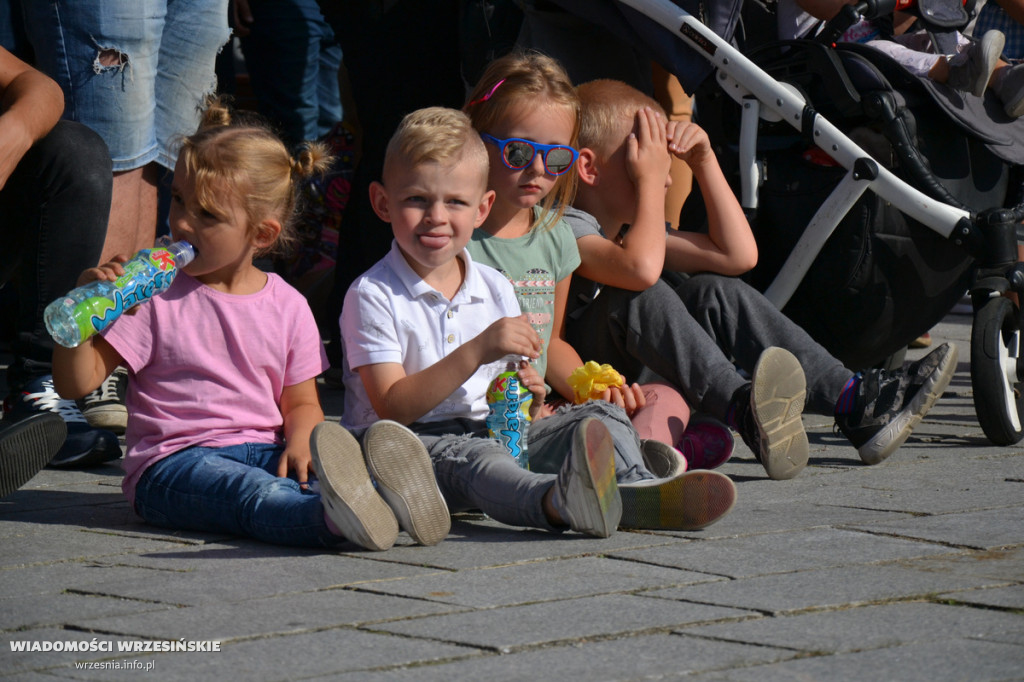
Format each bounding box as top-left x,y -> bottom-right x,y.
468,78 -> 506,106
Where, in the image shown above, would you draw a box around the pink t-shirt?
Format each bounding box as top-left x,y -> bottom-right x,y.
102,272 -> 329,505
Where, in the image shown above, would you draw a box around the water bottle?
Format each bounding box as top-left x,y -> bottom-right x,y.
485,356 -> 532,469
44,240 -> 195,348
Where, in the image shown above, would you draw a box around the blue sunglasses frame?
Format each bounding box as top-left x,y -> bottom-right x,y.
480,133 -> 580,176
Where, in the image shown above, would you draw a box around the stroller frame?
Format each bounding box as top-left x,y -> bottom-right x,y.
619,0 -> 1024,444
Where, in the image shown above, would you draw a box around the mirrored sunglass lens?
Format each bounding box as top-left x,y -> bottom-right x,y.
545,148 -> 575,173
503,141 -> 535,168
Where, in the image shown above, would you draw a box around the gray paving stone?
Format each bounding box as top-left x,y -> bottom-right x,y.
350,555 -> 723,607
608,527 -> 953,578
0,592 -> 173,631
68,589 -> 463,640
0,528 -> 191,568
939,584 -> 1024,610
372,593 -> 753,652
901,547 -> 1024,581
687,638 -> 1024,682
321,633 -> 791,681
847,506 -> 1024,549
642,563 -> 1006,615
680,602 -> 1024,652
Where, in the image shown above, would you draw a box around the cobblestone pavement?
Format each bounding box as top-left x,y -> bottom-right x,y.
1,313 -> 1022,681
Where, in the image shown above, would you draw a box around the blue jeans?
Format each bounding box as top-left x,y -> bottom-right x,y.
134,443 -> 343,548
21,0 -> 231,171
239,0 -> 342,147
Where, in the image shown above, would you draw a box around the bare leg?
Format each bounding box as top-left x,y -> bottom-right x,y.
101,162 -> 159,262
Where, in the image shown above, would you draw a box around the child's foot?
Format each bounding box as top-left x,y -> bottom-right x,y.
948,30 -> 1005,98
619,470 -> 736,530
311,422 -> 399,551
993,63 -> 1024,118
363,420 -> 450,547
734,347 -> 808,480
678,415 -> 735,470
549,417 -> 621,538
640,439 -> 687,478
836,342 -> 958,465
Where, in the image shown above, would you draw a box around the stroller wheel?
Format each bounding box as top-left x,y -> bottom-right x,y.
971,297 -> 1024,445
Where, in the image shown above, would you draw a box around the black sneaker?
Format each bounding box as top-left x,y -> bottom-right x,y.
836,342 -> 958,465
79,366 -> 128,434
4,375 -> 122,469
734,347 -> 808,480
0,412 -> 66,498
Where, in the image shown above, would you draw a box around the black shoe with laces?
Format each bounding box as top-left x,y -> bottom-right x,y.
79,366 -> 128,434
836,342 -> 958,465
4,375 -> 122,469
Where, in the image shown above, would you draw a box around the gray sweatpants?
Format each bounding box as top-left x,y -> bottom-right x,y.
566,273 -> 853,419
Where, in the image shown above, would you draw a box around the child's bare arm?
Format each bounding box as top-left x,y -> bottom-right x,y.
277,378 -> 324,485
51,259 -> 131,399
357,315 -> 542,425
574,107 -> 672,291
664,121 -> 758,276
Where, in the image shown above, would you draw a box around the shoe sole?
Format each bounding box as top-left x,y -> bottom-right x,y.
619,470 -> 737,530
681,415 -> 735,470
82,405 -> 128,434
310,422 -> 398,551
563,418 -> 621,538
751,347 -> 808,480
364,420 -> 450,547
858,343 -> 959,465
0,415 -> 67,498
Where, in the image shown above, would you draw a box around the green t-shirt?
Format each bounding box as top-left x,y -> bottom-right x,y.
466,210 -> 581,384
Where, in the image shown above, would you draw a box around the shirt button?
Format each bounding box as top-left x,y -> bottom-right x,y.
446,334 -> 455,344
447,310 -> 454,318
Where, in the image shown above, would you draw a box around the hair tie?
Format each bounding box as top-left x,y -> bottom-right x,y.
468,78 -> 506,106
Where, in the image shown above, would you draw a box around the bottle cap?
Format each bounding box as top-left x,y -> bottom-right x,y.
167,241 -> 196,267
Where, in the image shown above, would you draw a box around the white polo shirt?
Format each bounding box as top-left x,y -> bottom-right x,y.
341,241 -> 522,430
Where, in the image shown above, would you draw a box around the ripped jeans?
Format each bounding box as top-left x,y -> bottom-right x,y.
409,401 -> 651,531
21,0 -> 231,171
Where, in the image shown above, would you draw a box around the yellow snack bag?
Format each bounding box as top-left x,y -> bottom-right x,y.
567,361 -> 624,404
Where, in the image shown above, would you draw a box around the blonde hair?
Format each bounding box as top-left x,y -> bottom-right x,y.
577,79 -> 666,160
383,107 -> 489,189
176,98 -> 333,256
464,51 -> 580,230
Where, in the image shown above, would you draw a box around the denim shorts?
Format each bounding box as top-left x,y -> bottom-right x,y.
22,0 -> 231,171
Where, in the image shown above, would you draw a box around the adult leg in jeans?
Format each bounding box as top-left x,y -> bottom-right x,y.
134,443 -> 345,547
675,273 -> 853,416
565,279 -> 747,420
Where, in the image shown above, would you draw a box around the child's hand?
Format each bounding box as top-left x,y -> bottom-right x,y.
277,444 -> 315,487
626,107 -> 672,188
478,315 -> 542,364
76,255 -> 130,287
514,360 -> 547,418
600,382 -> 647,417
667,121 -> 713,169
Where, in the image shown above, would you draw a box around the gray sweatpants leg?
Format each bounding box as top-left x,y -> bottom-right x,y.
566,279 -> 747,419
527,400 -> 651,483
674,273 -> 854,416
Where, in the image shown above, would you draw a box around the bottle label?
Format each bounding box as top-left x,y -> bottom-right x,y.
73,248 -> 180,339
486,371 -> 532,468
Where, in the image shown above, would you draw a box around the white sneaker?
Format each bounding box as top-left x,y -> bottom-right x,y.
310,422 -> 398,551
363,420 -> 450,546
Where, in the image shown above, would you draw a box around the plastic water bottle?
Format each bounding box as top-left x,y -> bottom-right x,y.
44,240 -> 195,348
485,356 -> 532,469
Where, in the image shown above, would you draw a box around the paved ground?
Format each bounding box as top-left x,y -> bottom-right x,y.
1,311 -> 1022,681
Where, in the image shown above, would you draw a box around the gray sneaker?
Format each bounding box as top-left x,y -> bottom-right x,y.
994,63 -> 1024,118
948,30 -> 1005,98
310,422 -> 398,551
363,420 -> 450,547
548,417 -> 621,537
736,347 -> 809,480
640,439 -> 687,478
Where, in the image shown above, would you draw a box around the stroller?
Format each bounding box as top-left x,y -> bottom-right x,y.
552,0 -> 1024,445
